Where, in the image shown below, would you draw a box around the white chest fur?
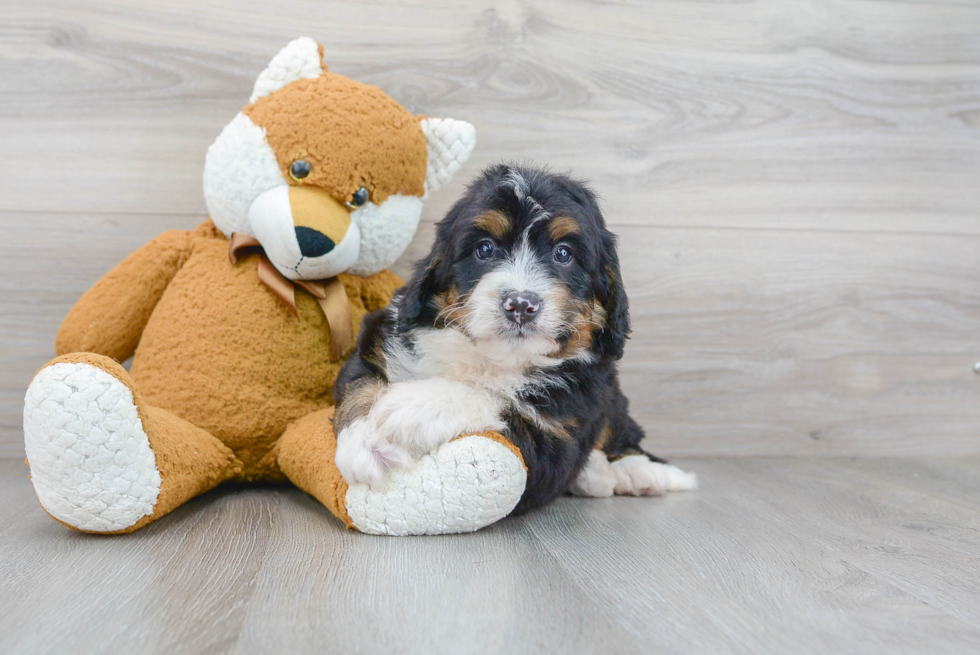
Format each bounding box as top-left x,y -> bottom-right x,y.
336,324 -> 576,487
384,326 -> 577,397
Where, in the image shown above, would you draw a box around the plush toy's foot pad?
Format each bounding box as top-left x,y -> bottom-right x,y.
24,362 -> 161,532
345,435 -> 527,536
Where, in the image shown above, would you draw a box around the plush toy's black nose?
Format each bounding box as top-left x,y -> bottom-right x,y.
295,226 -> 335,258
502,291 -> 541,326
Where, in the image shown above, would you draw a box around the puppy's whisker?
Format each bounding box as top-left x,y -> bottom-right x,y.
432,291 -> 476,330
559,309 -> 602,330
436,305 -> 467,327
434,301 -> 459,322
434,302 -> 469,326
434,292 -> 473,318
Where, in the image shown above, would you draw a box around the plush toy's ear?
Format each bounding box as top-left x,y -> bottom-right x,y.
420,118 -> 477,197
249,37 -> 326,103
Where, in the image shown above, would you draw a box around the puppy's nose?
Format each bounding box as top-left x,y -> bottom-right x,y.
294,226 -> 335,258
502,292 -> 541,325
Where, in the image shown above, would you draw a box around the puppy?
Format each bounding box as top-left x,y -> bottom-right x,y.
333,164 -> 696,514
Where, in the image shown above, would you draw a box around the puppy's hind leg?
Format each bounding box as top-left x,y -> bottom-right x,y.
600,390 -> 698,497
569,449 -> 618,497
610,455 -> 698,496
572,446 -> 697,497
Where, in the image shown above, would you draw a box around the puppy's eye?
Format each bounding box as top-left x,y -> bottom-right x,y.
476,240 -> 495,260
348,187 -> 370,208
554,245 -> 573,264
290,159 -> 311,181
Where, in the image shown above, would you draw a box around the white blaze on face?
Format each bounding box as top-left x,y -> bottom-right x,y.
463,238 -> 566,361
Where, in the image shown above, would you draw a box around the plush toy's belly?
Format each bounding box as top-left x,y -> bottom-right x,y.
129,238 -> 368,479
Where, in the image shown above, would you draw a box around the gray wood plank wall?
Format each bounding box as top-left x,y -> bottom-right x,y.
2,0 -> 978,458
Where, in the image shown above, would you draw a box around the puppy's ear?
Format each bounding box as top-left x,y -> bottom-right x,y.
593,230 -> 631,360
398,250 -> 442,332
398,194 -> 472,330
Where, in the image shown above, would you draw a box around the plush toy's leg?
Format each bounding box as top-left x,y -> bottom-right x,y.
276,409 -> 528,536
24,353 -> 242,534
274,409 -> 353,527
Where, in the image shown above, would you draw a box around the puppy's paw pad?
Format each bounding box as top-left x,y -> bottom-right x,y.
611,456 -> 697,496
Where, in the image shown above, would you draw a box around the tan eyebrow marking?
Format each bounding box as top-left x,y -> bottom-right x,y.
473,210 -> 513,239
548,216 -> 582,241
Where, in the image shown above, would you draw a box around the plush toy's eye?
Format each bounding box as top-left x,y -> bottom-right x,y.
289,159 -> 311,181
476,240 -> 495,260
348,187 -> 370,208
554,245 -> 573,264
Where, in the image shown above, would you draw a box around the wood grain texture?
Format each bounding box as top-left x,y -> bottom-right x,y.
3,457 -> 980,654
2,0 -> 980,457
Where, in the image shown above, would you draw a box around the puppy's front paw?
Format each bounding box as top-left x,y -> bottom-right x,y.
611,456 -> 698,496
371,379 -> 499,457
335,418 -> 413,487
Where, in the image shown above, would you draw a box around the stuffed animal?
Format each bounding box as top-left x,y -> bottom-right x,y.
23,37 -> 528,536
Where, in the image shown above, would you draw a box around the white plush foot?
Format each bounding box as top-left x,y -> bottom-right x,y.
569,449 -> 617,497
344,435 -> 527,536
611,455 -> 698,497
23,362 -> 161,532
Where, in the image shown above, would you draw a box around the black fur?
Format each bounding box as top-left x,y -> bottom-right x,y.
336,163 -> 666,514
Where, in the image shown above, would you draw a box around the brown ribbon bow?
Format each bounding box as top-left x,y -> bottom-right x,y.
228,233 -> 354,362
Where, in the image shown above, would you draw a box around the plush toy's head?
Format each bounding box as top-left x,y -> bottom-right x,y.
203,37 -> 476,280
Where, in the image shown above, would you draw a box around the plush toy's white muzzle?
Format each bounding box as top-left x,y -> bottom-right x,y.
248,185 -> 360,280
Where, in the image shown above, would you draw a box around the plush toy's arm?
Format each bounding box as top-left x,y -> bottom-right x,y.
55,230 -> 193,360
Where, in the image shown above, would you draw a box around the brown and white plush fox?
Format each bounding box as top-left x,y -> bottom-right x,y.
205,37 -> 474,282
23,38 -> 528,536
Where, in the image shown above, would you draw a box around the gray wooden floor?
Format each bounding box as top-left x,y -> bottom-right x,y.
2,456 -> 979,654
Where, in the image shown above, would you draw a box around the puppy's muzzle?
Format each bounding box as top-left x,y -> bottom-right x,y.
502,291 -> 541,326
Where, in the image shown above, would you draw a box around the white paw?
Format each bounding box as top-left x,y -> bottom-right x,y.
336,378 -> 504,487
23,362 -> 161,532
569,449 -> 617,497
611,455 -> 698,496
335,417 -> 413,488
371,378 -> 504,457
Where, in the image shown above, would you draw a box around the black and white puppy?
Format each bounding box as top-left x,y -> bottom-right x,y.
334,164 -> 696,514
